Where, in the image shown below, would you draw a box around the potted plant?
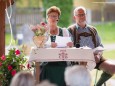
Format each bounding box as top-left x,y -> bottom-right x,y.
0,48 -> 27,86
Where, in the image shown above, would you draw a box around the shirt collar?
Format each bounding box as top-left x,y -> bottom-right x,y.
75,23 -> 88,29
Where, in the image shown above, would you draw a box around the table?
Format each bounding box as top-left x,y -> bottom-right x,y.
29,48 -> 96,83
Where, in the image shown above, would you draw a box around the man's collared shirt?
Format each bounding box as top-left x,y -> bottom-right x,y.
74,24 -> 103,49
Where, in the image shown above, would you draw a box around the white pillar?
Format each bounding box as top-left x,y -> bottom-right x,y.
86,9 -> 92,24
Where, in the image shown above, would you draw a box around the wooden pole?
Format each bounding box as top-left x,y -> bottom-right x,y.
0,0 -> 13,85
35,62 -> 40,84
0,0 -> 14,57
0,1 -> 5,86
0,1 -> 5,57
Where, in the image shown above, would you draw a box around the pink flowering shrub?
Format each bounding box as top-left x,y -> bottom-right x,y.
0,48 -> 27,86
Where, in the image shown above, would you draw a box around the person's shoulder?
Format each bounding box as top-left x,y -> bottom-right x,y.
87,24 -> 98,35
68,24 -> 76,29
87,25 -> 97,30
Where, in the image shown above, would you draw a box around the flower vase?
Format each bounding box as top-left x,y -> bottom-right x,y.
33,36 -> 46,48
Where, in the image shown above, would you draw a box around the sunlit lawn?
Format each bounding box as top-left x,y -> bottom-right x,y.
5,33 -> 11,45
94,22 -> 115,44
5,33 -> 17,46
103,50 -> 115,60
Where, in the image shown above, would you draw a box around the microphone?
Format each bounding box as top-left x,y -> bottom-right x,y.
75,43 -> 80,48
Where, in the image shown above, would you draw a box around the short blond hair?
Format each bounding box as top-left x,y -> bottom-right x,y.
46,6 -> 61,17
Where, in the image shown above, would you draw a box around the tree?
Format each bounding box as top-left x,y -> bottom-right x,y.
42,0 -> 73,27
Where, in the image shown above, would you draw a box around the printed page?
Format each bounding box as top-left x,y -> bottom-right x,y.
55,36 -> 72,48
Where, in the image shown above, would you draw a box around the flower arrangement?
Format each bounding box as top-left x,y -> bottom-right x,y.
31,22 -> 49,48
0,48 -> 27,86
31,22 -> 48,36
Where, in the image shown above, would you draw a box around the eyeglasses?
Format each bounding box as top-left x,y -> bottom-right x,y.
76,14 -> 86,17
48,15 -> 58,18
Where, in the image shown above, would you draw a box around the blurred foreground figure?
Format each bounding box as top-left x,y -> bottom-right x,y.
10,71 -> 35,86
65,65 -> 91,86
37,80 -> 57,86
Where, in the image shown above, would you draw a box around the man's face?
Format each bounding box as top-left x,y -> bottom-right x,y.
74,9 -> 86,24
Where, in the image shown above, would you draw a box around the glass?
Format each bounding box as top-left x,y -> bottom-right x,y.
33,31 -> 49,48
48,15 -> 58,18
76,13 -> 86,17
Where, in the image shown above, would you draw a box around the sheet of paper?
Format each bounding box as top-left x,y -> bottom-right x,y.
55,36 -> 72,48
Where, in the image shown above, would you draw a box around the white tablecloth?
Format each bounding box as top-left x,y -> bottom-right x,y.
29,48 -> 96,70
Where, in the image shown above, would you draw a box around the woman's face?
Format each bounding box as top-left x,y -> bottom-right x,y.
47,12 -> 59,25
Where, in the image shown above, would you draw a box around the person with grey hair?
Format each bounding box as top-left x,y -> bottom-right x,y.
68,6 -> 115,86
10,71 -> 35,86
64,65 -> 91,86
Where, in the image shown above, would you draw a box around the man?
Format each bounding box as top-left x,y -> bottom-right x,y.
65,65 -> 91,86
68,6 -> 115,86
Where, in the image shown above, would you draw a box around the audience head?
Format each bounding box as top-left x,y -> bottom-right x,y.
10,71 -> 35,86
65,65 -> 91,86
36,80 -> 57,86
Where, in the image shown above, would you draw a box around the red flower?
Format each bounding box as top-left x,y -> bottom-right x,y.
8,65 -> 13,71
11,70 -> 16,76
41,22 -> 46,26
15,50 -> 20,55
0,62 -> 2,66
1,55 -> 6,61
27,63 -> 31,69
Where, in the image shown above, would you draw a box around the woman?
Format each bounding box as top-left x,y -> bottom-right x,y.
40,6 -> 72,86
10,71 -> 35,86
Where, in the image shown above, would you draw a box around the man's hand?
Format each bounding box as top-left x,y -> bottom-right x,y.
94,52 -> 102,63
67,42 -> 73,48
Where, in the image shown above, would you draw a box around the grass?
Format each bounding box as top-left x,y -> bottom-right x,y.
5,33 -> 11,45
103,50 -> 115,60
5,33 -> 17,46
94,22 -> 115,44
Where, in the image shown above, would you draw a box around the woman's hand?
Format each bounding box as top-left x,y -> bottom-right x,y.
51,42 -> 57,48
67,42 -> 73,48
